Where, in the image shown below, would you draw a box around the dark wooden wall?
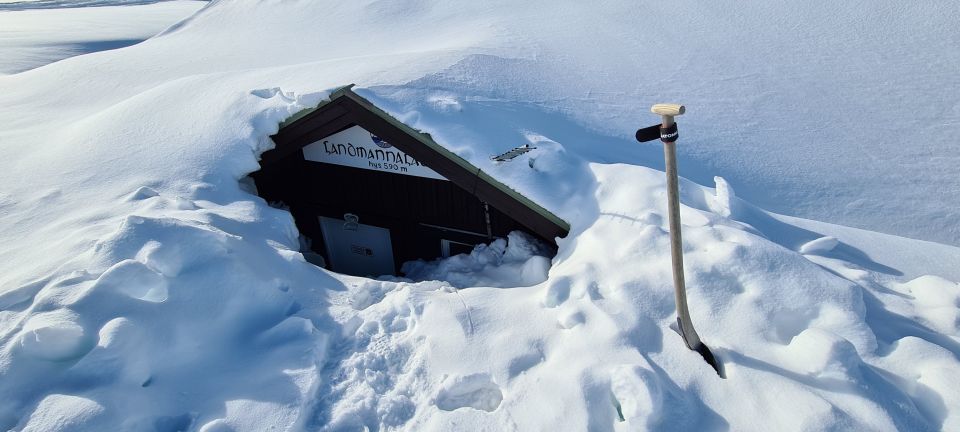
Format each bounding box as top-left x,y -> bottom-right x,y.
251,150 -> 544,275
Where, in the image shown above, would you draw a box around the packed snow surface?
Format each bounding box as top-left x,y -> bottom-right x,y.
1,1 -> 959,431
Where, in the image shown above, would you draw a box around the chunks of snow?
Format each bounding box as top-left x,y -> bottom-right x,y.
349,279 -> 395,311
710,176 -> 736,217
92,259 -> 168,303
126,185 -> 159,201
783,328 -> 863,381
896,275 -> 960,333
19,394 -> 105,432
900,275 -> 960,308
877,337 -> 960,431
17,310 -> 90,361
799,236 -> 840,255
401,231 -> 552,288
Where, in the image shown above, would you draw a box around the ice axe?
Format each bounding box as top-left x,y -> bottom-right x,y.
636,104 -> 723,377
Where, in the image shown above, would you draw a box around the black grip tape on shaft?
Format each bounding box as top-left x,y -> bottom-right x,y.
660,123 -> 678,143
635,124 -> 661,142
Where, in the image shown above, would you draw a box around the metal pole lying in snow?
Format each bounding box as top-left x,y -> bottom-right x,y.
639,104 -> 722,376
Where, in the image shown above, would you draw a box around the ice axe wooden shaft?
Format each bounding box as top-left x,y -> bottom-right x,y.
651,103 -> 722,376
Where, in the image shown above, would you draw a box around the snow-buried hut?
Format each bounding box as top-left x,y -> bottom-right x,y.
252,86 -> 570,277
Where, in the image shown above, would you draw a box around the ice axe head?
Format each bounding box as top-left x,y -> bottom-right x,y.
636,103 -> 686,143
651,103 -> 685,126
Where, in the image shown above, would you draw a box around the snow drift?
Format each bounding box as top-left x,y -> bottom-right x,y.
1,1 -> 959,431
0,1 -> 206,74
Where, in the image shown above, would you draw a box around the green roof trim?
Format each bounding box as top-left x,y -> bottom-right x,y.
277,84 -> 356,129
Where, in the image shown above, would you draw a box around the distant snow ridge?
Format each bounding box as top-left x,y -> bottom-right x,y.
0,1 -> 206,74
0,0 -> 191,11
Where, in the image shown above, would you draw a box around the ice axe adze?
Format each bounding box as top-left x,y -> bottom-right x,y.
636,104 -> 723,377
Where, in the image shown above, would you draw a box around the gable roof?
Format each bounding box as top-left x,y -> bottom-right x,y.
262,85 -> 571,242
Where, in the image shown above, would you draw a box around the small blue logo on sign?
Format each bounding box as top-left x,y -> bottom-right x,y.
370,133 -> 392,148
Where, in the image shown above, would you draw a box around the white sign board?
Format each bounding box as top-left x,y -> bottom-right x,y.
302,125 -> 447,180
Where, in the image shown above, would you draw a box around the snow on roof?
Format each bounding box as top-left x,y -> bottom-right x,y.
1,1 -> 959,431
267,84 -> 570,239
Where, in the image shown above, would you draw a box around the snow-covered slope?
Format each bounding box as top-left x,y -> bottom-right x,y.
0,1 -> 206,74
0,0 -> 190,10
1,1 -> 959,430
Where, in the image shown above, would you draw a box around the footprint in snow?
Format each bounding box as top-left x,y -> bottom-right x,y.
542,276 -> 572,308
507,344 -> 544,378
436,373 -> 503,412
559,310 -> 585,329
